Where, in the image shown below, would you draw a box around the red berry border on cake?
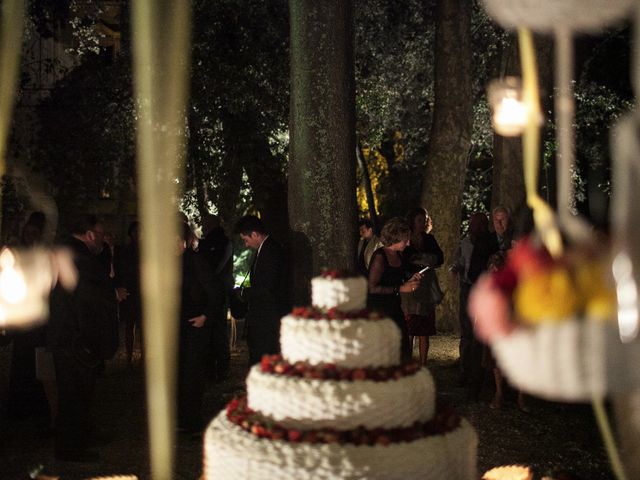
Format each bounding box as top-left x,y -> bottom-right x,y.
320,269 -> 360,279
290,306 -> 382,320
227,396 -> 460,445
259,354 -> 421,382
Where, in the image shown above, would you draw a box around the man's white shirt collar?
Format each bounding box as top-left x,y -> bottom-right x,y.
257,235 -> 269,257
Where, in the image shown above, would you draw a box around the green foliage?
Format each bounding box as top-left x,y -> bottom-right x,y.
187,0 -> 290,221
470,2 -> 509,95
355,0 -> 435,162
541,80 -> 633,209
20,0 -> 634,236
67,0 -> 105,57
27,0 -> 291,227
355,1 -> 503,219
32,51 -> 135,212
461,166 -> 492,234
354,1 -> 435,218
232,246 -> 253,287
573,81 -> 632,214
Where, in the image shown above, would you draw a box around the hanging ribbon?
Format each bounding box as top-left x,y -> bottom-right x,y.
518,28 -> 563,257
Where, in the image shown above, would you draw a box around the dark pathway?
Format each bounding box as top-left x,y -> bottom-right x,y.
1,334 -> 612,479
1,335 -> 249,480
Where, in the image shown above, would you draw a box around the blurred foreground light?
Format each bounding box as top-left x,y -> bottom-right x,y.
612,251 -> 639,343
488,77 -> 529,137
0,249 -> 27,304
83,476 -> 138,480
0,247 -> 76,330
483,465 -> 533,480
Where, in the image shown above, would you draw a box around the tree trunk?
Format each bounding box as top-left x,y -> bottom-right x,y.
242,133 -> 289,241
214,148 -> 244,231
288,0 -> 357,305
420,0 -> 473,331
491,38 -> 525,214
191,161 -> 208,220
212,112 -> 263,231
492,136 -> 524,213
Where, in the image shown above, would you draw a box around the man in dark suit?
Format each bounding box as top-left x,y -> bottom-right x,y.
48,215 -> 118,462
114,221 -> 142,367
235,215 -> 289,365
492,206 -> 513,252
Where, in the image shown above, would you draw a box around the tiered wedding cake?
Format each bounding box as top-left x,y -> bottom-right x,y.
204,272 -> 478,479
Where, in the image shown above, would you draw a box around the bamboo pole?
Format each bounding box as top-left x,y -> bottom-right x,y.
131,2 -> 192,479
0,0 -> 24,238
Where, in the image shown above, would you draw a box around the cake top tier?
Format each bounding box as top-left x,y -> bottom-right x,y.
311,272 -> 368,311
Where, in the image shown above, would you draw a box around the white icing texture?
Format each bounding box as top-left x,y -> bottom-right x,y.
280,315 -> 401,368
311,276 -> 368,311
246,366 -> 435,430
204,413 -> 478,480
204,273 -> 478,479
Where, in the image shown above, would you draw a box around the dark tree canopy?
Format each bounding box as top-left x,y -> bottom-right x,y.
7,0 -> 633,255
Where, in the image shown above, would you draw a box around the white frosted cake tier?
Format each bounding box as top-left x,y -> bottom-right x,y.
280,315 -> 401,368
246,366 -> 435,430
203,413 -> 478,480
311,275 -> 368,311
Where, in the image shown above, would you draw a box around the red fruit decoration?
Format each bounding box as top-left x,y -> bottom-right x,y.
507,237 -> 553,278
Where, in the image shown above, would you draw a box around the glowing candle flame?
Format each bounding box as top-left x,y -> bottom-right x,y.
493,96 -> 528,136
0,249 -> 27,304
488,77 -> 537,137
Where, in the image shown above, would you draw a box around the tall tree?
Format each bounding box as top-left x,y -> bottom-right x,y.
420,0 -> 473,329
188,0 -> 289,229
288,0 -> 357,304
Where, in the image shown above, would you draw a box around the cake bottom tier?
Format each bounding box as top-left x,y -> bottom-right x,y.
203,411 -> 478,480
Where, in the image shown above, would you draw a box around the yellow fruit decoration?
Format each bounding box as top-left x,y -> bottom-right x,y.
574,260 -> 616,320
514,267 -> 580,325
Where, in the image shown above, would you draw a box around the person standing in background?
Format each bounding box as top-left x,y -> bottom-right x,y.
367,217 -> 422,360
7,212 -> 52,430
198,214 -> 233,381
114,221 -> 142,368
451,212 -> 498,398
492,206 -> 512,252
48,215 -> 118,462
356,219 -> 382,277
401,207 -> 444,366
234,215 -> 290,366
176,222 -> 221,433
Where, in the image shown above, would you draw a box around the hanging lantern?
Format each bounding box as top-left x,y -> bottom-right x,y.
0,245 -> 78,330
0,247 -> 54,329
480,0 -> 633,33
487,77 -> 529,137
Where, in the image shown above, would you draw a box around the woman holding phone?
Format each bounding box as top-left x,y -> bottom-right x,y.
367,217 -> 422,359
401,207 -> 444,366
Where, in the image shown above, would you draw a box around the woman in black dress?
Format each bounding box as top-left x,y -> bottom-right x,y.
367,217 -> 422,359
402,207 -> 444,366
